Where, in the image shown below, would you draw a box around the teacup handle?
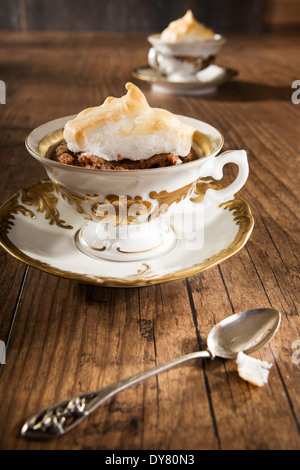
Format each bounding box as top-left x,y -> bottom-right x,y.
200,150 -> 249,204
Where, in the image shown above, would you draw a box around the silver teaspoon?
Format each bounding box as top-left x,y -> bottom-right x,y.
20,307 -> 280,440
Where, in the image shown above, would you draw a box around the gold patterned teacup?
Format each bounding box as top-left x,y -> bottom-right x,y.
26,114 -> 249,261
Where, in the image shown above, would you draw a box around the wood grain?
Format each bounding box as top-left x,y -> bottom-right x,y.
0,0 -> 21,30
1,0 -> 266,33
0,30 -> 299,450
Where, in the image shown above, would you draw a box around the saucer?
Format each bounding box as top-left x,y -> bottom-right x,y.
0,179 -> 253,287
132,65 -> 238,95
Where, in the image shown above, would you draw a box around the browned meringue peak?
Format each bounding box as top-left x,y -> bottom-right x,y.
63,83 -> 197,161
160,10 -> 215,43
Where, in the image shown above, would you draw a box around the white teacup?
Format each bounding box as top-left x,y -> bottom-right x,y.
26,115 -> 248,262
148,34 -> 226,80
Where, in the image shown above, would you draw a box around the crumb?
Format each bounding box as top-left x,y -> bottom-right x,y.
236,352 -> 273,387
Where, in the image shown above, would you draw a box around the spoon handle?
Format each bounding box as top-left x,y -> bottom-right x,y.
21,349 -> 211,440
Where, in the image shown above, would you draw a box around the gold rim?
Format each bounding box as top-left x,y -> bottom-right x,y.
0,179 -> 254,287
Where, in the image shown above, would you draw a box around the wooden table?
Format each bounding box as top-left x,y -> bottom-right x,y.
0,31 -> 299,451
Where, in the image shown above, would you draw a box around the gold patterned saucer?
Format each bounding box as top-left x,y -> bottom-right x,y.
0,179 -> 253,287
132,66 -> 238,95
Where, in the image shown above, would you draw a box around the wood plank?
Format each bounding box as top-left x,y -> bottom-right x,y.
180,42 -> 300,446
21,0 -> 265,33
0,31 -> 220,451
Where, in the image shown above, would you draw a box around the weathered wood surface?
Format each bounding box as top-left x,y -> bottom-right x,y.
1,0 -> 266,33
0,31 -> 299,450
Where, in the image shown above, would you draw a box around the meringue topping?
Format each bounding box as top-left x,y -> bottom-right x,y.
160,10 -> 215,43
63,83 -> 197,161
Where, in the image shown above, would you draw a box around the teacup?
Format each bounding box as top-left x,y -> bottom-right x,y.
26,115 -> 248,262
148,34 -> 226,80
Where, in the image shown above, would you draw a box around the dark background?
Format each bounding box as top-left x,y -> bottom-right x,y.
0,0 -> 299,33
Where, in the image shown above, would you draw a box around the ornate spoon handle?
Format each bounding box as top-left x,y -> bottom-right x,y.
21,350 -> 211,439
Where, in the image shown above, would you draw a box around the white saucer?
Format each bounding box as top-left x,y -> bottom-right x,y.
132,65 -> 238,96
0,179 -> 253,287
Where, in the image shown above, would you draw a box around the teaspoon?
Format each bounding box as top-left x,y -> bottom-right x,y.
20,307 -> 280,440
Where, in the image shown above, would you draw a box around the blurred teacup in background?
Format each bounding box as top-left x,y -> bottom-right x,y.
148,10 -> 225,81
